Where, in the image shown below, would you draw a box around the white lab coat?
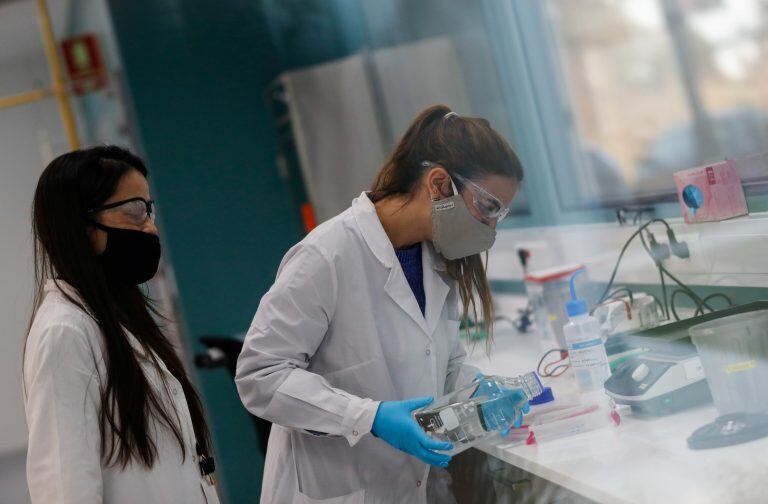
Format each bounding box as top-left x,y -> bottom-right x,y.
236,192 -> 477,503
23,280 -> 219,504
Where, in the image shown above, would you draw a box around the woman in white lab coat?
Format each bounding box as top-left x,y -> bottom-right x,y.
236,105 -> 525,503
24,146 -> 219,503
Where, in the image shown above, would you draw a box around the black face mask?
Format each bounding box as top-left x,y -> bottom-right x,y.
89,221 -> 161,285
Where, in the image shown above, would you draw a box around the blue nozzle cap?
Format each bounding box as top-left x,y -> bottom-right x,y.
566,269 -> 589,317
530,386 -> 554,405
682,184 -> 703,210
566,299 -> 588,317
682,184 -> 703,220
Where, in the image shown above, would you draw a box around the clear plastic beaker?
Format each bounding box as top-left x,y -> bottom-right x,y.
689,310 -> 768,415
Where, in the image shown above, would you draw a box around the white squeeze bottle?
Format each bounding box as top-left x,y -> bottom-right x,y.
563,270 -> 611,392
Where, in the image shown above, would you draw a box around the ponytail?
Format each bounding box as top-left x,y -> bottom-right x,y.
369,105 -> 452,203
370,104 -> 523,351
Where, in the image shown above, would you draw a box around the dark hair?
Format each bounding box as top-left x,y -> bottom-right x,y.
28,145 -> 211,468
370,105 -> 524,347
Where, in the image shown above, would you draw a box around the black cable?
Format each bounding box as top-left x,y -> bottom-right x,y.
537,349 -> 568,378
547,364 -> 570,377
671,288 -> 699,321
537,349 -> 560,375
659,266 -> 669,320
601,217 -> 727,323
660,265 -> 713,311
598,219 -> 672,304
636,219 -> 715,314
670,289 -> 733,320
592,287 -> 634,317
638,229 -> 670,320
606,287 -> 634,304
694,293 -> 734,317
701,293 -> 734,307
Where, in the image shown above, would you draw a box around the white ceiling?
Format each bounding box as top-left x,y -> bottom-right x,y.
0,0 -> 71,65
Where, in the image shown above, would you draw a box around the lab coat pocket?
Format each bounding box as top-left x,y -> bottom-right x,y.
297,488 -> 365,504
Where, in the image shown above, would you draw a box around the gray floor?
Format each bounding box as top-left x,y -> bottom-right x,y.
0,448 -> 30,504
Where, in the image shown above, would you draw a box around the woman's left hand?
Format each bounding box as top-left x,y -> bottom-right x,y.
473,373 -> 531,434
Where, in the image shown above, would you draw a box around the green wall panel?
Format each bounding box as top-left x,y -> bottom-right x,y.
107,1 -> 303,501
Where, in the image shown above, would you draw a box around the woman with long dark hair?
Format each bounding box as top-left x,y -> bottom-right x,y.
23,146 -> 218,503
236,105 -> 525,503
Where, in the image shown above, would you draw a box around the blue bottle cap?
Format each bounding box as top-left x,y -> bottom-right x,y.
530,386 -> 554,405
566,299 -> 588,317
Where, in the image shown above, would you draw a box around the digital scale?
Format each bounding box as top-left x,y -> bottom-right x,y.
604,302 -> 768,418
605,351 -> 711,416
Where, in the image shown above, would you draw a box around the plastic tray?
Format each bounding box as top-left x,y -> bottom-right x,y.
606,301 -> 768,357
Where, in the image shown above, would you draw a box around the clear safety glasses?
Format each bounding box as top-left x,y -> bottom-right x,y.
422,161 -> 510,222
451,172 -> 510,223
88,197 -> 155,226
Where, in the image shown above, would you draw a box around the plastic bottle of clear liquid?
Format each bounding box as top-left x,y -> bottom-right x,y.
563,270 -> 611,392
414,372 -> 543,455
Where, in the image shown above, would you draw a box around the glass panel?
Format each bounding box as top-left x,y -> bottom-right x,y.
359,0 -> 531,215
544,0 -> 768,208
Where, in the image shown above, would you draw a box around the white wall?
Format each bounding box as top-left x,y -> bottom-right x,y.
0,49 -> 71,463
0,0 -> 128,459
0,5 -> 75,504
0,57 -> 66,504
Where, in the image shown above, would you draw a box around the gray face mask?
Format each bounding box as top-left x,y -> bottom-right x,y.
431,178 -> 497,260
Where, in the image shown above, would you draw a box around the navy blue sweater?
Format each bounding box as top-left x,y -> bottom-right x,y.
395,242 -> 426,315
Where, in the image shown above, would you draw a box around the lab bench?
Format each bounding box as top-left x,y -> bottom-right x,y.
458,296 -> 768,504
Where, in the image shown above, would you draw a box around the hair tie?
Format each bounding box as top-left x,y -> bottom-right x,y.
443,111 -> 459,120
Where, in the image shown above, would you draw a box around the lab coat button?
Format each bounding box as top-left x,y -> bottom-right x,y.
172,388 -> 178,395
425,348 -> 431,356
416,480 -> 422,487
352,430 -> 359,436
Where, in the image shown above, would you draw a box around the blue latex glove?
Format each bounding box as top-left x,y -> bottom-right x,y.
371,397 -> 453,468
481,389 -> 530,434
473,373 -> 530,435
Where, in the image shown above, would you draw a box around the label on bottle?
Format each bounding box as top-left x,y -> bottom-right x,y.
568,338 -> 610,375
439,408 -> 460,431
569,338 -> 603,350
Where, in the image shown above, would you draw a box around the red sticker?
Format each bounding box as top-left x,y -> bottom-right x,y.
706,166 -> 716,185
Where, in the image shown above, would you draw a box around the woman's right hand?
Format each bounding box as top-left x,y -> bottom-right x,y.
371,397 -> 453,467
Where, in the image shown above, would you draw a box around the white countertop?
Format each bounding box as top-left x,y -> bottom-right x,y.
464,304 -> 768,504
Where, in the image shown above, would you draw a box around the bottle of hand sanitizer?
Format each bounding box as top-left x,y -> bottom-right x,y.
563,270 -> 611,392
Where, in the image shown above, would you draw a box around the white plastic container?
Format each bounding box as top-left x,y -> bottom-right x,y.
527,396 -> 620,444
500,394 -> 621,446
563,270 -> 611,392
689,310 -> 768,415
525,264 -> 586,350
